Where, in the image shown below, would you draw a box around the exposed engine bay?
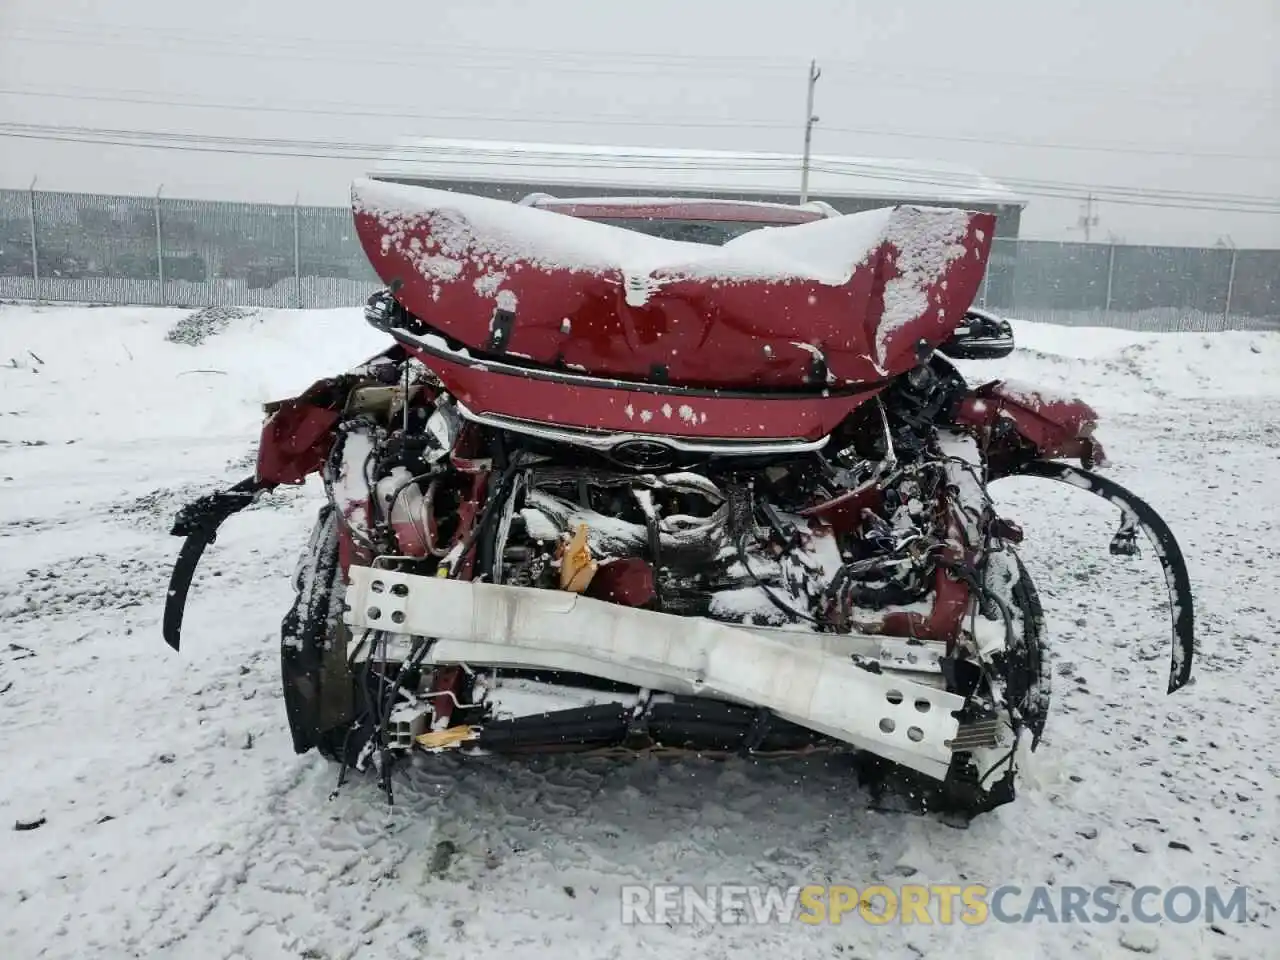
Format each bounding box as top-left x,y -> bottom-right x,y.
269,342 -> 1057,815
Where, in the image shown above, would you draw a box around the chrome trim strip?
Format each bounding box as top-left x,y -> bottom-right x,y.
455,402 -> 830,456
379,321 -> 886,401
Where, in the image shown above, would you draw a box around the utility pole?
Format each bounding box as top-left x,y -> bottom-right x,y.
27,176 -> 38,298
799,59 -> 821,204
1221,234 -> 1237,322
293,192 -> 302,309
1075,193 -> 1100,242
155,184 -> 165,301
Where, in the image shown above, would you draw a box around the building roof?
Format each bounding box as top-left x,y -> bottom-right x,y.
370,137 -> 1027,208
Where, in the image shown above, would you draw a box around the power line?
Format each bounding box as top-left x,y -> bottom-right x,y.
0,86 -> 785,131
9,16 -> 1276,105
2,121 -> 1277,214
368,141 -> 1276,207
821,122 -> 1274,163
5,24 -> 1274,109
1,85 -> 1272,163
6,18 -> 810,71
0,121 -> 1242,203
3,28 -> 789,81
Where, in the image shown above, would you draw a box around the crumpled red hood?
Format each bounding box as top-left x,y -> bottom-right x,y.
352,178 -> 995,389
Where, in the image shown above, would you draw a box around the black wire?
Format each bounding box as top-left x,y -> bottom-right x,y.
734,534 -> 825,628
643,508 -> 665,612
442,459 -> 522,578
978,745 -> 1018,787
346,629 -> 371,668
382,636 -> 437,738
372,633 -> 395,804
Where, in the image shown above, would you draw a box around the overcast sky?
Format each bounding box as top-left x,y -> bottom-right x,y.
0,0 -> 1275,246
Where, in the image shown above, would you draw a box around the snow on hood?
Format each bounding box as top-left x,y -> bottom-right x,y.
352,177 -> 972,296
871,205 -> 975,368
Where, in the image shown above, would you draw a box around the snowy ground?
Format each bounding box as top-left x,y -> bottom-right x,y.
1,303 -> 1276,960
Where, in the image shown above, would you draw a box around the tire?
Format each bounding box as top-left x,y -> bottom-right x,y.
941,547 -> 1049,815
998,548 -> 1051,746
280,504 -> 358,759
863,547 -> 1049,818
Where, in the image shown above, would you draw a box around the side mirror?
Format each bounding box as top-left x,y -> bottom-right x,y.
939,308 -> 1015,360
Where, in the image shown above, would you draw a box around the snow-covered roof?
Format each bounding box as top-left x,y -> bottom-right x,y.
369,137 -> 1026,208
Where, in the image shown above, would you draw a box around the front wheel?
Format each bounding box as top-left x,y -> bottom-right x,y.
280,504 -> 360,760
863,546 -> 1049,818
948,547 -> 1049,813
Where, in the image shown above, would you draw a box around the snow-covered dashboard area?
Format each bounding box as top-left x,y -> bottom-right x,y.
1,304 -> 1276,959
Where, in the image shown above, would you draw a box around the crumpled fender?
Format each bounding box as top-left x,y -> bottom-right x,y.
256,377 -> 350,485
257,345 -> 412,486
954,380 -> 1106,467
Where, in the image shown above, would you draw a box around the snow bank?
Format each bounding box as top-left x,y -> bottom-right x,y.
1109,331 -> 1279,399
956,318 -> 1280,409
1004,318 -> 1155,359
0,304 -> 387,446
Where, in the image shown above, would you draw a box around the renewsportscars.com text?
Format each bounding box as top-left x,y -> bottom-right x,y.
620,883 -> 1249,926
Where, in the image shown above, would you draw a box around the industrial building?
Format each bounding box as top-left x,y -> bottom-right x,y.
369,137 -> 1027,238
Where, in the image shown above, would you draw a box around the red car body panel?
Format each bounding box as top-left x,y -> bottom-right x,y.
258,189 -> 1097,474
351,181 -> 996,398
954,382 -> 1103,464
406,339 -> 884,440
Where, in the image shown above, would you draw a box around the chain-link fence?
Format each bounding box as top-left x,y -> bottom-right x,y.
1,187 -> 1276,331
978,237 -> 1275,332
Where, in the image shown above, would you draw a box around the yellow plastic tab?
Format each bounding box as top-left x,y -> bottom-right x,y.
415,726 -> 479,750
558,522 -> 598,593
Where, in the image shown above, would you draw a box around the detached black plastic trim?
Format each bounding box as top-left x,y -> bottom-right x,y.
162,476 -> 263,652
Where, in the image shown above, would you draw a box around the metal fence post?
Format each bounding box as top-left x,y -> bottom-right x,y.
1104,242 -> 1116,313
27,178 -> 39,300
293,196 -> 302,309
154,186 -> 165,304
1223,247 -> 1237,324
